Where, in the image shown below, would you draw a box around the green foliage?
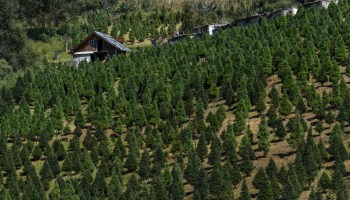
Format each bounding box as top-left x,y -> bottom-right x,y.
1,2 -> 350,199
257,117 -> 270,156
318,171 -> 331,192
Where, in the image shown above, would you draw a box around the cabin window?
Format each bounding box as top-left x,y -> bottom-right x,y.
89,40 -> 95,46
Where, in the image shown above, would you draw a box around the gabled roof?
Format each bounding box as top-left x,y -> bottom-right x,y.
70,31 -> 131,54
94,31 -> 131,52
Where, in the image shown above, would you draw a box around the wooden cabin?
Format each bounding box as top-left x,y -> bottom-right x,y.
70,31 -> 131,65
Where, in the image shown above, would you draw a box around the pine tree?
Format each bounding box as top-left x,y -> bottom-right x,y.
74,109 -> 86,127
332,168 -> 344,191
266,158 -> 278,180
223,133 -> 237,164
257,117 -> 270,156
174,99 -> 188,125
308,188 -> 322,200
239,179 -> 251,200
303,143 -> 318,186
124,150 -> 138,172
277,165 -> 288,185
151,176 -> 167,200
256,93 -> 266,114
314,121 -> 324,135
196,132 -> 207,161
267,105 -> 278,129
54,141 -> 67,161
40,160 -> 54,181
194,166 -> 209,200
195,99 -> 205,122
31,145 -> 42,161
153,146 -> 166,168
108,170 -> 123,200
185,152 -> 201,185
269,86 -> 280,108
329,130 -> 348,161
257,179 -> 273,200
222,82 -> 235,106
208,136 -> 221,166
279,92 -> 292,117
193,190 -> 201,200
253,168 -> 269,190
317,139 -> 328,162
138,149 -> 150,180
83,129 -> 97,150
239,135 -> 256,160
73,126 -> 83,137
92,167 -> 108,198
318,171 -> 331,192
282,178 -> 298,200
240,153 -> 254,176
170,164 -> 184,200
225,160 -> 241,188
209,164 -> 224,198
271,175 -> 281,200
47,152 -> 60,176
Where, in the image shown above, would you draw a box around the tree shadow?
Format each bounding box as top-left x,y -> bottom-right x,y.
276,150 -> 296,158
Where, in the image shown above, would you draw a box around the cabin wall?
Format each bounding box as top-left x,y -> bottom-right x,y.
75,36 -> 98,52
101,41 -> 117,53
74,36 -> 117,54
73,54 -> 92,66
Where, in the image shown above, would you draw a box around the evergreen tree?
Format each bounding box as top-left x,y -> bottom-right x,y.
40,160 -> 54,181
279,92 -> 292,117
308,188 -> 322,200
269,86 -> 280,108
239,179 -> 251,200
253,168 -> 269,190
271,175 -> 281,200
225,160 -> 241,188
74,109 -> 86,127
31,145 -> 42,161
92,167 -> 108,198
138,149 -> 150,180
266,158 -> 278,180
256,93 -> 266,114
257,179 -> 273,200
170,164 -> 184,200
317,139 -> 328,162
209,164 -> 224,198
196,132 -> 207,161
184,152 -> 201,185
151,176 -> 167,200
318,171 -> 331,192
208,136 -> 221,166
240,153 -> 254,176
83,129 -> 97,150
257,117 -> 270,156
282,178 -> 298,200
194,166 -> 209,200
124,150 -> 138,172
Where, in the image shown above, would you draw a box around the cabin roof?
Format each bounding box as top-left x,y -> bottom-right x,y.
70,31 -> 131,54
94,31 -> 131,52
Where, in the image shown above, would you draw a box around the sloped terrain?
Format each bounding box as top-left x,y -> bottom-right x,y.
0,2 -> 350,200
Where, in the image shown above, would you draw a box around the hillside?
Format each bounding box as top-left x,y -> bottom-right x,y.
0,1 -> 350,200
